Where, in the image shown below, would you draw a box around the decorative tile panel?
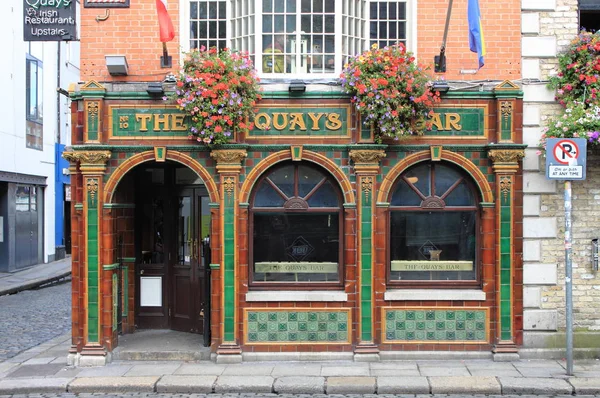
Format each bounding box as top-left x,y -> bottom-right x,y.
244,309 -> 351,344
383,307 -> 489,343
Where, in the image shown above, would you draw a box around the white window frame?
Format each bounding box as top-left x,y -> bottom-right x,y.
180,0 -> 415,80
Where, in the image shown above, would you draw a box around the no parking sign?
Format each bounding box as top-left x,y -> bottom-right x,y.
545,138 -> 587,180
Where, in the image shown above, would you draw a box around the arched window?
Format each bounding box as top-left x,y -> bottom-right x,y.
389,162 -> 480,287
250,162 -> 343,287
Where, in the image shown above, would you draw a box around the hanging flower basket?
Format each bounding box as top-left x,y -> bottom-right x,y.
340,43 -> 440,143
169,47 -> 262,146
539,29 -> 600,154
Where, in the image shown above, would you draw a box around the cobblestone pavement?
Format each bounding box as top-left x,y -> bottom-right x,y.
0,282 -> 71,360
0,394 -> 599,398
1,395 -> 599,398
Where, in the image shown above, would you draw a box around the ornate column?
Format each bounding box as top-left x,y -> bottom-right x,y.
211,149 -> 247,364
488,148 -> 524,359
63,150 -> 112,366
350,149 -> 386,361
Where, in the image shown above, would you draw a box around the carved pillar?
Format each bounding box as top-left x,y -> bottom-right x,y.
211,149 -> 247,364
350,149 -> 386,361
488,149 -> 524,358
63,150 -> 111,366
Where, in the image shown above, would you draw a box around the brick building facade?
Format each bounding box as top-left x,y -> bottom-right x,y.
64,0 -> 531,365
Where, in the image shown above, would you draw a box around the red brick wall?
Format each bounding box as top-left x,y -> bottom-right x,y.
80,0 -> 520,82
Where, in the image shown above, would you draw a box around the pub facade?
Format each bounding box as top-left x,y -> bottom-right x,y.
66,0 -> 525,365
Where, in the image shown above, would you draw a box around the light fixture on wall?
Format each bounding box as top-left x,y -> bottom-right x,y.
105,55 -> 129,76
289,80 -> 306,93
432,81 -> 450,93
147,82 -> 164,96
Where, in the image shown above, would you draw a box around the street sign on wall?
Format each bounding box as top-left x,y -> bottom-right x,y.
24,0 -> 77,41
545,138 -> 587,180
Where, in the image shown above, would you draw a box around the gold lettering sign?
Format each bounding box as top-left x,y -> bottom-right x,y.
391,261 -> 473,271
255,262 -> 338,273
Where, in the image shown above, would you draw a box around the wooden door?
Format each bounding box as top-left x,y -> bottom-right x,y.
171,188 -> 209,333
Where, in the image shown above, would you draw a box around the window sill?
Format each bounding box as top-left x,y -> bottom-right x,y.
246,290 -> 348,302
384,289 -> 486,301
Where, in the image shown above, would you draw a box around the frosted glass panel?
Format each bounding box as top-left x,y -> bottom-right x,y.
140,277 -> 162,307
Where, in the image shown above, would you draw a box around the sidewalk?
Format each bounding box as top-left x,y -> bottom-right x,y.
0,256 -> 71,296
0,333 -> 599,395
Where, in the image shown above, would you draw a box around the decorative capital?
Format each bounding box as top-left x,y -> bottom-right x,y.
349,149 -> 386,173
488,149 -> 525,174
63,150 -> 111,174
500,101 -> 513,118
210,149 -> 247,173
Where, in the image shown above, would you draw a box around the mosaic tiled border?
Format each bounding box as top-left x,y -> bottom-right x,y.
244,308 -> 352,345
382,307 -> 489,344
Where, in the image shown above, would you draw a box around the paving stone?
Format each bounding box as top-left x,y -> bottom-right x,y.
370,368 -> 420,376
376,376 -> 429,394
214,375 -> 274,393
569,377 -> 600,395
499,376 -> 573,395
0,378 -> 72,394
174,363 -> 226,375
321,366 -> 370,376
417,366 -> 470,376
468,368 -> 522,377
273,376 -> 325,394
155,375 -> 216,393
76,364 -> 133,377
68,376 -> 159,393
124,363 -> 182,376
220,364 -> 275,376
429,376 -> 501,394
22,357 -> 55,365
370,362 -> 418,370
271,364 -> 322,377
326,376 -> 376,394
5,364 -> 66,378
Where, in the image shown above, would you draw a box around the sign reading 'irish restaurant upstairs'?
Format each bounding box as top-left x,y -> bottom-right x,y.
108,105 -> 487,140
24,0 -> 77,41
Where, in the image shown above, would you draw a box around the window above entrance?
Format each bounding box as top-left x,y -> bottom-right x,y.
184,0 -> 413,79
250,162 -> 343,287
389,162 -> 480,287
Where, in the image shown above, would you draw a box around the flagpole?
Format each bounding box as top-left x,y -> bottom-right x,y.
435,0 -> 453,72
161,42 -> 172,68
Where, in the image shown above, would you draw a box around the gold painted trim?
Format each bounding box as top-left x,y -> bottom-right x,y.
498,100 -> 515,143
81,80 -> 106,92
381,306 -> 490,344
84,100 -> 102,144
242,308 -> 352,345
290,145 -> 303,161
247,103 -> 352,139
107,104 -> 187,140
425,104 -> 489,140
430,145 -> 443,161
154,147 -> 167,162
493,80 -> 520,91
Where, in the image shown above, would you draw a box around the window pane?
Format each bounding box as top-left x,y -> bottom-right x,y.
444,181 -> 476,206
434,165 -> 462,197
390,211 -> 477,281
286,0 -> 296,12
307,180 -> 340,207
268,164 -> 295,197
405,164 -> 430,197
390,179 -> 421,206
263,0 -> 272,12
253,213 -> 340,282
30,187 -> 37,211
16,186 -> 30,212
298,165 -> 323,197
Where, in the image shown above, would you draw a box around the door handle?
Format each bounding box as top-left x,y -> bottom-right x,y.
140,269 -> 144,275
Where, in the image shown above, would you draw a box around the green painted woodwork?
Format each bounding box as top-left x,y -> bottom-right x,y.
246,310 -> 350,343
86,103 -> 99,141
87,197 -> 99,343
111,108 -> 190,138
112,273 -> 118,331
499,177 -> 513,341
359,179 -> 374,342
384,309 -> 487,342
249,106 -> 350,137
500,113 -> 513,141
223,179 -> 236,342
425,107 -> 485,137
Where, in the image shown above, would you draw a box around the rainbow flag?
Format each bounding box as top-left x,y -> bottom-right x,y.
468,0 -> 486,68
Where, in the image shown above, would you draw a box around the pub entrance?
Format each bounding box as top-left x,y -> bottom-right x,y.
131,163 -> 211,344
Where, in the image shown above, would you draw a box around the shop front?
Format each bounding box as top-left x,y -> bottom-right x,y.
64,79 -> 525,365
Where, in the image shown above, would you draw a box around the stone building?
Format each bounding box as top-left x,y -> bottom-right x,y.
520,0 -> 600,357
64,0 -> 531,365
